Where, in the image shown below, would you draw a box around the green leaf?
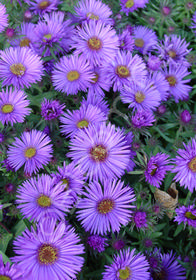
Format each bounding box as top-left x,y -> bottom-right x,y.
0,233 -> 13,253
12,220 -> 26,237
154,127 -> 175,143
128,170 -> 144,175
174,223 -> 184,237
0,251 -> 11,264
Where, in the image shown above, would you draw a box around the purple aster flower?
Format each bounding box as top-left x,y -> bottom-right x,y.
11,22 -> 36,49
52,54 -> 94,95
81,92 -> 110,116
16,174 -> 72,222
7,129 -> 53,175
87,235 -> 108,252
121,79 -> 161,111
162,63 -> 192,102
157,104 -> 167,115
0,254 -> 22,280
120,0 -> 149,15
0,3 -> 8,33
112,239 -> 125,251
6,28 -> 15,39
191,11 -> 196,34
150,250 -> 186,280
0,47 -> 44,89
119,29 -> 134,52
72,20 -> 119,66
0,133 -> 4,143
147,55 -> 162,71
24,10 -> 33,20
41,98 -> 65,121
131,109 -> 155,128
2,158 -> 14,172
103,248 -> 150,280
60,104 -> 107,138
145,153 -> 172,188
34,12 -> 73,57
133,26 -> 158,55
105,51 -> 147,92
172,138 -> 196,192
24,0 -> 61,15
0,87 -> 31,126
74,0 -> 113,25
174,205 -> 196,228
12,218 -> 85,280
87,66 -> 111,97
51,161 -> 84,200
133,210 -> 148,229
68,123 -> 132,181
158,34 -> 191,67
149,71 -> 170,101
180,109 -> 192,124
77,180 -> 136,234
45,12 -> 74,53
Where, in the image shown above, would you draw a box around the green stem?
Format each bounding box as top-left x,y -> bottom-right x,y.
0,222 -> 11,234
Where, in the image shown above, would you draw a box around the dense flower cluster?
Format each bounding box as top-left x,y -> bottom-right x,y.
0,0 -> 195,279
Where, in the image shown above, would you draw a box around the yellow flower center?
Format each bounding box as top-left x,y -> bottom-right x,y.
188,157 -> 196,172
38,244 -> 58,265
118,267 -> 131,280
168,50 -> 176,58
135,91 -> 146,103
90,145 -> 107,162
67,70 -> 80,82
88,36 -> 102,50
125,0 -> 134,8
24,147 -> 36,158
37,195 -> 51,208
87,12 -> 99,20
166,75 -> 177,87
0,276 -> 11,280
77,119 -> 89,129
10,63 -> 26,76
150,164 -> 158,176
43,33 -> 52,42
134,38 -> 145,48
1,104 -> 14,114
61,178 -> 69,190
20,37 -> 31,47
116,65 -> 130,78
91,73 -> 99,83
38,0 -> 51,9
185,211 -> 196,220
97,199 -> 114,214
120,41 -> 125,47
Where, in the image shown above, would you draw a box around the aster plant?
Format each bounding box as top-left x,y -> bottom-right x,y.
0,47 -> 44,89
0,0 -> 195,278
77,180 -> 136,234
52,54 -> 94,95
172,137 -> 196,192
74,0 -> 113,24
7,129 -> 53,175
0,3 -> 8,33
72,20 -> 119,66
103,248 -> 150,280
174,205 -> 196,228
12,218 -> 85,280
60,103 -> 107,138
24,0 -> 61,15
16,174 -> 73,222
0,87 -> 31,126
68,123 -> 132,181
